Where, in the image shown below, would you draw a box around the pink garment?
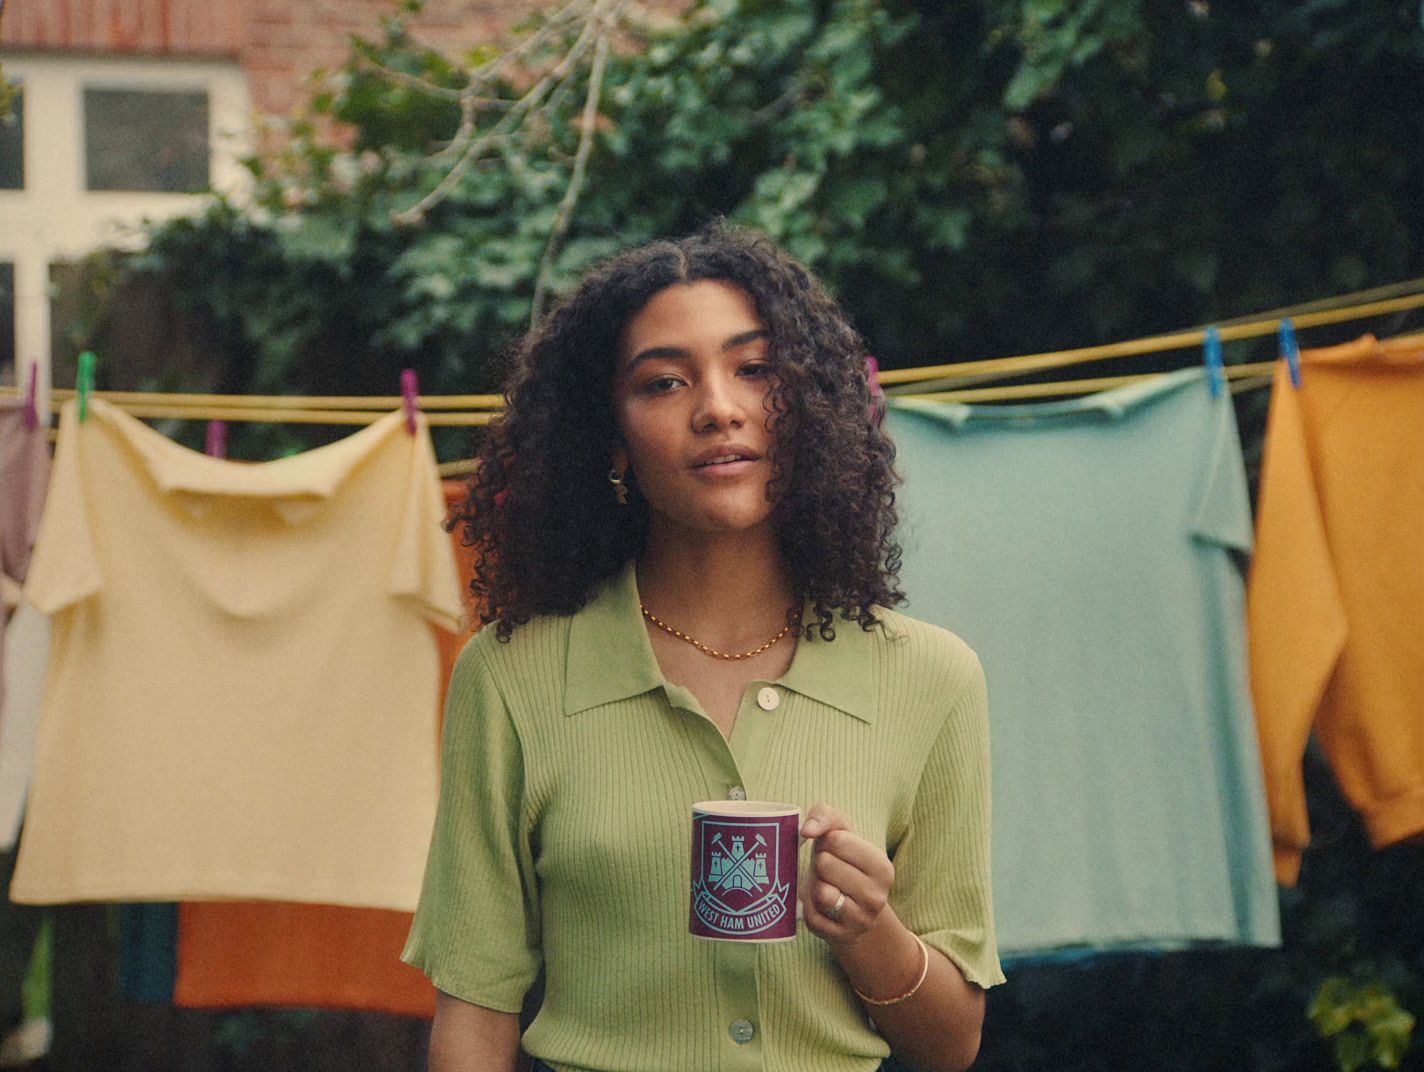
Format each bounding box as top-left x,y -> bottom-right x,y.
0,399 -> 50,693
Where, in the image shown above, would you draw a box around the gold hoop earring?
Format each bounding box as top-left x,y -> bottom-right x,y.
608,468 -> 629,506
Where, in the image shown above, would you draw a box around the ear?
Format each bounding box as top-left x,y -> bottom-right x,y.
611,445 -> 629,475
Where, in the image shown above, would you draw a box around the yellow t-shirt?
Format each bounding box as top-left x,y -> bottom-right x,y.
403,563 -> 1003,1072
11,399 -> 462,910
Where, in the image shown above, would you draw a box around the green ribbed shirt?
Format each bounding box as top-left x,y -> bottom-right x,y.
403,563 -> 1004,1072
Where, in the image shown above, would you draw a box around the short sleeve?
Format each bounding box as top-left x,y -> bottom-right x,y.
1190,396 -> 1255,556
387,419 -> 463,632
402,635 -> 542,1011
23,403 -> 101,616
890,654 -> 1006,988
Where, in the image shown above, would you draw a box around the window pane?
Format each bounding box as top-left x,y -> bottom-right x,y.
0,86 -> 22,191
0,263 -> 15,385
84,88 -> 209,193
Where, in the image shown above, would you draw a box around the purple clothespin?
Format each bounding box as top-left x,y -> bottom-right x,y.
205,420 -> 228,459
22,362 -> 39,431
1279,318 -> 1302,389
401,368 -> 420,435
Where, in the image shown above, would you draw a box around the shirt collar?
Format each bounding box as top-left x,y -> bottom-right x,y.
564,561 -> 884,723
1303,333 -> 1424,367
80,398 -> 408,523
887,366 -> 1212,430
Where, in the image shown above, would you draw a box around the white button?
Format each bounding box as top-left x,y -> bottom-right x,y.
729,1019 -> 755,1044
728,786 -> 747,801
756,687 -> 780,711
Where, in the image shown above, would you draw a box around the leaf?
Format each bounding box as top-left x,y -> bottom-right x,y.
275,213 -> 358,266
1335,1032 -> 1371,1072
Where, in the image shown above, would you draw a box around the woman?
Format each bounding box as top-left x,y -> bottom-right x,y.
403,222 -> 1004,1072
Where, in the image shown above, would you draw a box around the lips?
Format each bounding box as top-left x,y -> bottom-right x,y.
692,445 -> 761,469
694,454 -> 754,469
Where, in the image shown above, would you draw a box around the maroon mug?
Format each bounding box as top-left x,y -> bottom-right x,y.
690,801 -> 800,941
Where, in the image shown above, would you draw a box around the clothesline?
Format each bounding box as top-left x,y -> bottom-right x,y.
880,291 -> 1424,391
3,392 -> 499,425
429,373 -> 1275,478
9,367 -> 1275,423
900,362 -> 1274,404
77,403 -> 497,427
3,279 -> 1416,428
40,388 -> 505,411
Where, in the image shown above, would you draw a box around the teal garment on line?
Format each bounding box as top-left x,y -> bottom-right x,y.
118,904 -> 177,1004
887,367 -> 1280,958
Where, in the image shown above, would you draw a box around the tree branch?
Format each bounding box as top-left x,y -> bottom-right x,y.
530,21 -> 614,325
389,0 -> 616,227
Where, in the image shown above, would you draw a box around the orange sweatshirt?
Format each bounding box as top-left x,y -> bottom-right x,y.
1247,334 -> 1424,885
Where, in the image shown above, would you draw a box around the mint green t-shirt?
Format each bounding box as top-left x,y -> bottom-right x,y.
404,563 -> 1004,1072
888,367 -> 1279,958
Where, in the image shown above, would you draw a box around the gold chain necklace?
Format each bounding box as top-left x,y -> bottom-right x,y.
640,603 -> 794,661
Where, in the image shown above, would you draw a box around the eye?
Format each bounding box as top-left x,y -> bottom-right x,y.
738,361 -> 772,379
642,374 -> 684,395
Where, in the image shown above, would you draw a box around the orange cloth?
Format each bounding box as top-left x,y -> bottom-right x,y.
174,481 -> 479,1016
1247,334 -> 1424,885
175,903 -> 437,1015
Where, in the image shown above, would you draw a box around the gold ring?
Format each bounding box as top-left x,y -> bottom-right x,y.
827,891 -> 847,921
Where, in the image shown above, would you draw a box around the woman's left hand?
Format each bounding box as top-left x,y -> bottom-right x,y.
800,803 -> 895,946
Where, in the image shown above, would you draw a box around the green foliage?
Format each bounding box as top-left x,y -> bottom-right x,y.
1311,977 -> 1415,1072
89,0 -> 1424,451
0,63 -> 20,123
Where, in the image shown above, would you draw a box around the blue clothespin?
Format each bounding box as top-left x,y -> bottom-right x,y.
1203,326 -> 1226,399
22,362 -> 39,432
77,350 -> 96,422
401,368 -> 420,435
1278,318 -> 1302,388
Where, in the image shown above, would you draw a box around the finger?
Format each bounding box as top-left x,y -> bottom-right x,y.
808,881 -> 870,938
814,854 -> 887,916
812,830 -> 895,885
801,803 -> 854,839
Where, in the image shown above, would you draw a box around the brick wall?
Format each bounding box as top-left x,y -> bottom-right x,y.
1,0 -> 541,116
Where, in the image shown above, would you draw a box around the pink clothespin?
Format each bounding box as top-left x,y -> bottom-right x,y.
205,420 -> 228,459
866,356 -> 886,427
401,368 -> 420,435
22,362 -> 39,432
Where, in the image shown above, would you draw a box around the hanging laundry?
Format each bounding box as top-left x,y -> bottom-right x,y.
1247,334 -> 1424,885
170,481 -> 481,1018
887,367 -> 1279,957
175,903 -> 436,1017
118,904 -> 178,1004
0,397 -> 50,708
0,607 -> 48,851
0,398 -> 52,1050
11,400 -> 462,909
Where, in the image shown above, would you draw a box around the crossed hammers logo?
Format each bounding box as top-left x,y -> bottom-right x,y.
710,831 -> 768,891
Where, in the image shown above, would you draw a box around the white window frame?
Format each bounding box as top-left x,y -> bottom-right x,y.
0,52 -> 251,408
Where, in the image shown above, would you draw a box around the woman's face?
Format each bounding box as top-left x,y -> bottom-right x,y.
612,280 -> 779,539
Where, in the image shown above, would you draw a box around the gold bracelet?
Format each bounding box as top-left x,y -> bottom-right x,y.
853,934 -> 930,1007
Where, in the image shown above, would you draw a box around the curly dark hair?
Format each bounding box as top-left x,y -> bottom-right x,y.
454,220 -> 904,641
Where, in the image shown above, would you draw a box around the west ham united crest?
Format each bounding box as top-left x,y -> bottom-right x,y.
690,814 -> 796,940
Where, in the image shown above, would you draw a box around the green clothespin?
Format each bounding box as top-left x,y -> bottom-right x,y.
77,350 -> 95,422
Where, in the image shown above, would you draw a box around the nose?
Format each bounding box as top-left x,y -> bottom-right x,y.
692,371 -> 746,432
